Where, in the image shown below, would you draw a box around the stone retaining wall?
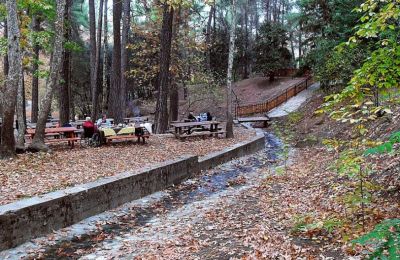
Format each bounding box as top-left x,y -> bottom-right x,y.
198,134 -> 265,171
0,133 -> 265,250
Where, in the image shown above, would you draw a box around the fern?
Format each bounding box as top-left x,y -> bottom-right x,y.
365,131 -> 400,155
352,219 -> 400,259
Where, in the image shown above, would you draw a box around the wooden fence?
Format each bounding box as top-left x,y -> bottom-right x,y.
235,76 -> 313,117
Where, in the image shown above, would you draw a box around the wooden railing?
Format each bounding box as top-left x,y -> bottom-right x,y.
235,76 -> 313,117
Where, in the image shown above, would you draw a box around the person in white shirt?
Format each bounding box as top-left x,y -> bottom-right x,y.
96,114 -> 112,127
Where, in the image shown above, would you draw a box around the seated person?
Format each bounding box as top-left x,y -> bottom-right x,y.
206,112 -> 212,121
188,112 -> 197,122
96,114 -> 112,127
83,117 -> 95,128
199,112 -> 208,122
83,117 -> 96,138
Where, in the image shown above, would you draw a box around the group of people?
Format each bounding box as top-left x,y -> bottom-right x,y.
187,112 -> 213,122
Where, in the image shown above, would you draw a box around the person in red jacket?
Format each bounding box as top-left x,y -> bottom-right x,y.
83,117 -> 96,138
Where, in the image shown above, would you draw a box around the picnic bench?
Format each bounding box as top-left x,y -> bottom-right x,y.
170,121 -> 225,139
100,126 -> 150,144
26,127 -> 80,148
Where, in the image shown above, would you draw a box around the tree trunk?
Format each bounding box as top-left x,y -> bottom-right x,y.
0,1 -> 22,158
298,24 -> 302,60
154,4 -> 174,134
1,19 -> 8,118
243,1 -> 249,79
290,31 -> 295,66
31,16 -> 40,123
205,5 -> 214,72
226,0 -> 236,139
169,85 -> 179,122
102,0 -> 109,113
121,0 -> 130,119
59,0 -> 72,126
16,71 -> 26,148
108,0 -> 123,123
254,0 -> 259,37
89,0 -> 98,120
96,0 -> 104,117
29,0 -> 66,152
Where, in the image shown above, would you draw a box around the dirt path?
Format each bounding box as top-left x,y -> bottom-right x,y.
179,77 -> 305,120
234,77 -> 306,105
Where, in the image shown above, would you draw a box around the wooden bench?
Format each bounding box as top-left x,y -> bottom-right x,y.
106,134 -> 150,144
45,137 -> 80,143
177,130 -> 226,139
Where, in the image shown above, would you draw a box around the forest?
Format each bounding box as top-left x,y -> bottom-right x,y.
0,0 -> 399,258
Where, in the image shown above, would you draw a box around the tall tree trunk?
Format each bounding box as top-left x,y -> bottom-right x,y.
120,0 -> 130,119
1,19 -> 9,117
102,0 -> 109,113
59,0 -> 72,126
290,31 -> 295,66
16,71 -> 26,148
169,85 -> 179,122
169,6 -> 181,122
298,23 -> 302,60
205,4 -> 214,72
154,4 -> 174,134
31,16 -> 40,123
254,0 -> 259,37
243,1 -> 249,79
108,0 -> 123,123
0,1 -> 22,158
226,0 -> 236,138
89,0 -> 98,120
96,0 -> 104,116
29,0 -> 66,152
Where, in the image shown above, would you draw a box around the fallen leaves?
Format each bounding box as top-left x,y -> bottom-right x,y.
0,127 -> 255,206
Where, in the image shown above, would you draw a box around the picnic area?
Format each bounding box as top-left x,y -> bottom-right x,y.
0,126 -> 255,205
1,0 -> 400,259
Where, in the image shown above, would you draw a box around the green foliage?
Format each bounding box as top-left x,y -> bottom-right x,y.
17,0 -> 56,19
64,40 -> 83,53
321,0 -> 400,121
365,131 -> 400,155
353,219 -> 400,259
317,43 -> 369,93
254,22 -> 292,78
28,30 -> 54,52
291,215 -> 343,234
297,0 -> 365,85
286,111 -> 303,125
0,37 -> 7,55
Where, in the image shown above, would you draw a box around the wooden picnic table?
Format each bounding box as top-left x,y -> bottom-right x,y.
26,127 -> 80,148
170,121 -> 225,139
123,116 -> 149,123
98,125 -> 150,145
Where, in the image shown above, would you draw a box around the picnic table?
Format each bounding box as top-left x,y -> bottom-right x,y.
26,127 -> 80,148
123,116 -> 149,123
170,121 -> 225,139
99,125 -> 150,144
